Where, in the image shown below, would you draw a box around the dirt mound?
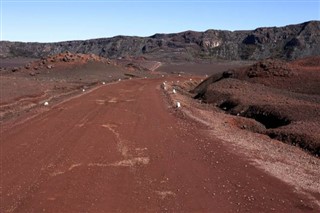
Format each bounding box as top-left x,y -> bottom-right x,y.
18,52 -> 112,74
0,52 -> 153,124
246,59 -> 294,78
192,57 -> 320,156
6,52 -> 162,76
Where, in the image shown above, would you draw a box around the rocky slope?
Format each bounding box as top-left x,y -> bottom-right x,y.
1,21 -> 319,61
192,57 -> 320,155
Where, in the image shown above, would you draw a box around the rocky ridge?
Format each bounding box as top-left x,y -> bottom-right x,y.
1,21 -> 319,61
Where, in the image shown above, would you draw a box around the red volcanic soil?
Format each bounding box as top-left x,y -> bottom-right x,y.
292,56 -> 320,67
1,56 -> 320,212
192,57 -> 320,155
1,77 -> 320,212
0,52 -> 159,123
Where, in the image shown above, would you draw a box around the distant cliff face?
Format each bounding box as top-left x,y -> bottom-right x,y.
1,21 -> 319,61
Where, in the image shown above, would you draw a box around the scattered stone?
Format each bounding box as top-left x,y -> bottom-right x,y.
62,57 -> 68,62
25,64 -> 31,69
47,64 -> 54,69
223,70 -> 234,78
11,67 -> 19,72
161,82 -> 167,90
241,125 -> 247,129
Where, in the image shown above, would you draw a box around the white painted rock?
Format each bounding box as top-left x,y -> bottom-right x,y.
118,79 -> 121,81
161,82 -> 167,90
44,101 -> 49,106
82,89 -> 85,92
176,102 -> 181,108
173,89 -> 177,94
102,82 -> 106,85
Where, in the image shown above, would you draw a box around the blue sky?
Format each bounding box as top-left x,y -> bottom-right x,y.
1,0 -> 319,42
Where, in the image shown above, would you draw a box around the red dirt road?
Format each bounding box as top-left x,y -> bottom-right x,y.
1,78 -> 318,212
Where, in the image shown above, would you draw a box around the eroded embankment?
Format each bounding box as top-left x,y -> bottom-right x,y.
161,78 -> 320,208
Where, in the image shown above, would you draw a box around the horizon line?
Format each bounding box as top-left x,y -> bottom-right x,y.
0,19 -> 318,43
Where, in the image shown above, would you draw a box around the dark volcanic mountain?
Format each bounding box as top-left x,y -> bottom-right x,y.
1,21 -> 319,61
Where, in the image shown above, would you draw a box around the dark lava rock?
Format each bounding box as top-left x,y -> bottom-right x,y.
223,70 -> 234,78
11,67 -> 19,72
0,21 -> 319,61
